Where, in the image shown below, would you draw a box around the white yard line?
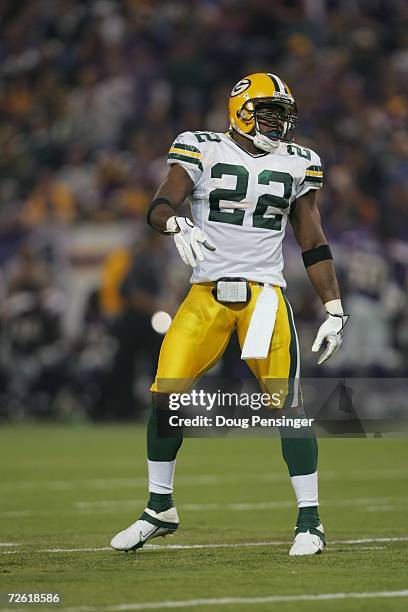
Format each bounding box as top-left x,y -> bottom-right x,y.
1,551 -> 18,555
0,542 -> 18,547
130,535 -> 408,549
1,511 -> 34,518
0,535 -> 404,555
332,536 -> 408,544
75,500 -> 145,509
367,505 -> 400,512
37,589 -> 408,611
0,474 -> 285,491
330,546 -> 385,550
2,496 -> 406,518
73,500 -> 296,511
42,546 -> 113,553
0,468 -> 406,491
74,496 -> 407,512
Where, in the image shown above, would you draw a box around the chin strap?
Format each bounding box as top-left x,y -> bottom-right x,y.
231,126 -> 281,153
253,131 -> 281,152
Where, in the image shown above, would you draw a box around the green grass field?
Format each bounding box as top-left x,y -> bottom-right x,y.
0,425 -> 407,612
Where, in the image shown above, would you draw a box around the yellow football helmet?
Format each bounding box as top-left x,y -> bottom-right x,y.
228,73 -> 297,151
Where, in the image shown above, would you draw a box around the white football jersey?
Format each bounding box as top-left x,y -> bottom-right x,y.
168,131 -> 323,287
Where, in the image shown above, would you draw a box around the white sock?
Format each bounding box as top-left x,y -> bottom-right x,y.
147,459 -> 176,494
290,471 -> 319,508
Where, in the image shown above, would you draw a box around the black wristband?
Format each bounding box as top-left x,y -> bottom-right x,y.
302,244 -> 333,268
146,197 -> 175,227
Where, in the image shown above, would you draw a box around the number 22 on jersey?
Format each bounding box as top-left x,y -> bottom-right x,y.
208,163 -> 293,231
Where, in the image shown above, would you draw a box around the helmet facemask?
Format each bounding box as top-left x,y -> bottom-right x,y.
236,98 -> 297,152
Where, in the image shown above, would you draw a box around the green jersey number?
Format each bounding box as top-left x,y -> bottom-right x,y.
209,163 -> 247,225
194,132 -> 222,143
253,169 -> 292,230
287,144 -> 311,161
209,163 -> 292,231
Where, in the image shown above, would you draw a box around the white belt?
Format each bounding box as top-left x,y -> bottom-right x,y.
241,284 -> 278,360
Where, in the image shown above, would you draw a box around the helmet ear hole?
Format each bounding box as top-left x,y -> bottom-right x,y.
237,102 -> 254,122
237,110 -> 251,121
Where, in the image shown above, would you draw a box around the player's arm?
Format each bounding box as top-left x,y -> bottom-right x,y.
147,164 -> 215,267
147,164 -> 193,233
290,190 -> 339,302
290,190 -> 348,365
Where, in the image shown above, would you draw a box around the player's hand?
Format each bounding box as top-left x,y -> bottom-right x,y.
166,216 -> 215,268
312,312 -> 349,365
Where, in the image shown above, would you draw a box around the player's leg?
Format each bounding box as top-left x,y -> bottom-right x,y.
237,286 -> 323,555
147,283 -> 234,506
111,284 -> 234,551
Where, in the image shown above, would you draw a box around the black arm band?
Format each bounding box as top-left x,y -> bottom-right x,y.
302,244 -> 333,268
146,197 -> 175,227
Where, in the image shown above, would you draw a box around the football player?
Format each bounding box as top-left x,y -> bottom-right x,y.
111,73 -> 348,556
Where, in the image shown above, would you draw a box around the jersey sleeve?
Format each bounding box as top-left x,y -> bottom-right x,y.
295,150 -> 324,199
167,132 -> 203,186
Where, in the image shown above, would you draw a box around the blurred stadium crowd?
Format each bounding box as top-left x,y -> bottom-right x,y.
0,0 -> 407,420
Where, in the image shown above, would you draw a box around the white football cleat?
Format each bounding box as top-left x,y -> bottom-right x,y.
289,524 -> 325,556
110,506 -> 179,552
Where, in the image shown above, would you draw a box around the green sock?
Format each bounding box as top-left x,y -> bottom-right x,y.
296,506 -> 324,540
147,395 -> 183,461
147,492 -> 174,513
279,425 -> 318,476
296,506 -> 320,529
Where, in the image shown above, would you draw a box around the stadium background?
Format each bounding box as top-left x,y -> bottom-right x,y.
1,0 -> 407,421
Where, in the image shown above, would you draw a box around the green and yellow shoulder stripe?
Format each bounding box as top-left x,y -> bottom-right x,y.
303,164 -> 323,188
168,142 -> 203,171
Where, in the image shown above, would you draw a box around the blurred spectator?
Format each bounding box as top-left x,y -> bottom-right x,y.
0,0 -> 407,420
91,232 -> 166,420
0,0 -> 404,234
22,170 -> 76,226
0,244 -> 70,419
5,241 -> 50,294
99,246 -> 132,318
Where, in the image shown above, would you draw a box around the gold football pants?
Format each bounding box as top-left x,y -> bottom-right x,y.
151,282 -> 299,406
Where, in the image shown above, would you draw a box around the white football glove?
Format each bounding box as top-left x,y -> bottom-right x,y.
165,216 -> 215,268
312,303 -> 349,366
